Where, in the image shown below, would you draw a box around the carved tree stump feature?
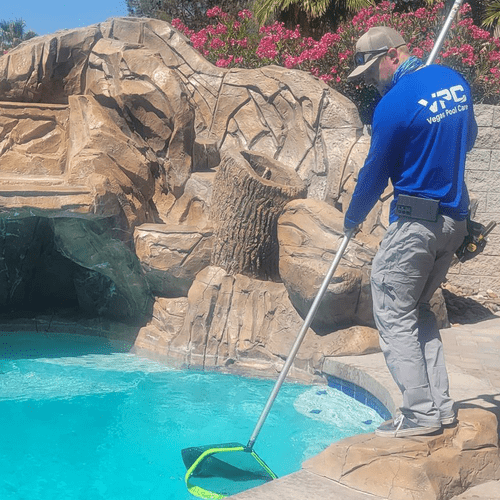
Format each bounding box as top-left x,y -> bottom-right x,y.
210,150 -> 307,281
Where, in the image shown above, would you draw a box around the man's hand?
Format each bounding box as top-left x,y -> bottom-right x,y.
343,226 -> 359,238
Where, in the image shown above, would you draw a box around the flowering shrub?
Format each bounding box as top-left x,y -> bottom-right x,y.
439,3 -> 500,104
172,1 -> 500,121
172,10 -> 262,68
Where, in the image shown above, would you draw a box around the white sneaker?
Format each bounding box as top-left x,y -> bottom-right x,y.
375,414 -> 441,438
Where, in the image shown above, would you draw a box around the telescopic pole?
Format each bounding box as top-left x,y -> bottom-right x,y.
426,0 -> 464,66
246,229 -> 354,450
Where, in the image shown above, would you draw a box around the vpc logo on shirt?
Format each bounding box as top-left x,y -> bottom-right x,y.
418,85 -> 469,124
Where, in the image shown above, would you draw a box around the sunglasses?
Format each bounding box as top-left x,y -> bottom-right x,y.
354,47 -> 389,67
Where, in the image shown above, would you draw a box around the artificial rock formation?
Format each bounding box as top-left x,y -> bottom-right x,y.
134,265 -> 380,379
304,408 -> 500,500
278,198 -> 376,331
0,16 -> 446,355
134,223 -> 214,298
0,17 -> 364,330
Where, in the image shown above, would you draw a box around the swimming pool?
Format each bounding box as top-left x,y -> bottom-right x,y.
0,332 -> 386,500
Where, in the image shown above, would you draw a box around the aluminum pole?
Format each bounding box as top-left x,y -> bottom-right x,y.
246,229 -> 354,450
426,0 -> 465,66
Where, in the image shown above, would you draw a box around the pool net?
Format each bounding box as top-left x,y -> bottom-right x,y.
182,442 -> 277,499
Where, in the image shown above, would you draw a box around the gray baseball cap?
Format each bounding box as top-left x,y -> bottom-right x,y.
347,26 -> 406,81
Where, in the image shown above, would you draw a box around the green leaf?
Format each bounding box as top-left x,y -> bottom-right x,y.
482,0 -> 500,29
253,0 -> 374,26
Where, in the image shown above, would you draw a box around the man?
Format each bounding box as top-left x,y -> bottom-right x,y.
344,26 -> 477,438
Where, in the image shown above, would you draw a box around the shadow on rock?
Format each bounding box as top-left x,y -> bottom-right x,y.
442,289 -> 496,324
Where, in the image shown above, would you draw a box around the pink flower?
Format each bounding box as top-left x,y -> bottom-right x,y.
459,43 -> 475,61
284,55 -> 299,68
191,30 -> 208,49
238,9 -> 252,20
320,32 -> 340,46
458,18 -> 474,29
256,37 -> 278,59
215,23 -> 227,35
470,26 -> 491,41
216,55 -> 233,68
414,8 -> 427,19
320,74 -> 333,82
459,3 -> 472,15
338,50 -> 352,63
207,7 -> 228,19
171,18 -> 193,37
210,37 -> 225,50
289,26 -> 301,40
489,51 -> 500,63
171,18 -> 183,30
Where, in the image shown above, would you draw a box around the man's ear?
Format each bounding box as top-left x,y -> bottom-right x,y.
387,47 -> 399,67
387,47 -> 398,60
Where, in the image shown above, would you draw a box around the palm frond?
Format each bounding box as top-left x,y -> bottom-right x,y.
340,0 -> 374,11
302,0 -> 330,17
10,19 -> 26,39
0,20 -> 11,32
253,0 -> 284,25
482,0 -> 500,28
24,30 -> 37,41
254,0 -> 373,25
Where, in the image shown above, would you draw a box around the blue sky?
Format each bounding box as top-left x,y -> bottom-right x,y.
3,0 -> 128,36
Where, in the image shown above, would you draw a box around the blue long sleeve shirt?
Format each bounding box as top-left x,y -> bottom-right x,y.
344,64 -> 478,229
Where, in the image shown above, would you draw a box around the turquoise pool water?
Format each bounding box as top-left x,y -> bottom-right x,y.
0,332 -> 385,500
